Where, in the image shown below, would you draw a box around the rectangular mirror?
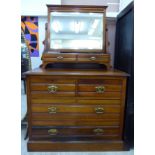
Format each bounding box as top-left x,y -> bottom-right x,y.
50,12 -> 104,50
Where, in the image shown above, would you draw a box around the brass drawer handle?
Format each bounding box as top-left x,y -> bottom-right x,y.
48,85 -> 58,93
95,86 -> 105,93
48,107 -> 57,114
93,128 -> 104,135
57,56 -> 64,60
48,129 -> 58,135
89,56 -> 96,61
95,107 -> 104,114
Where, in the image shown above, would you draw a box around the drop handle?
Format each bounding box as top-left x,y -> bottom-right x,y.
48,107 -> 57,114
57,56 -> 64,60
95,86 -> 105,93
48,129 -> 58,135
48,85 -> 58,93
95,107 -> 104,114
89,56 -> 96,61
93,128 -> 104,135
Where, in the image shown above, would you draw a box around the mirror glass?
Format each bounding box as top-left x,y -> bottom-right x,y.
50,12 -> 104,50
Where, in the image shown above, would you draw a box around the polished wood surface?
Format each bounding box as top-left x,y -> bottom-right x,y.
25,68 -> 128,76
25,4 -> 129,152
31,104 -> 121,113
25,68 -> 128,151
28,140 -> 125,151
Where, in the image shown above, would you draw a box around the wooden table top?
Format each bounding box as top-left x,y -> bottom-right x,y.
24,68 -> 129,77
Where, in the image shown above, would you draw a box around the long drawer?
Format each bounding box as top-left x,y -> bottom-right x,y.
31,126 -> 120,140
31,104 -> 121,114
31,119 -> 120,126
32,113 -> 120,120
31,99 -> 121,105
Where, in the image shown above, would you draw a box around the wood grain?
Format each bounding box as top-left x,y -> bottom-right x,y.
31,104 -> 121,113
28,140 -> 125,151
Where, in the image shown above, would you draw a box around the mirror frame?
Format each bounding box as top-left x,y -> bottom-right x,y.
47,5 -> 107,53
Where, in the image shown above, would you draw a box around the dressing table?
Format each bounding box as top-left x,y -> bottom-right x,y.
25,5 -> 128,151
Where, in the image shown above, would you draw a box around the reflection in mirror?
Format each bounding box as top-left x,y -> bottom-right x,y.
50,12 -> 104,50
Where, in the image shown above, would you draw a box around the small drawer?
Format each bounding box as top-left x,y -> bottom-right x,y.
77,99 -> 121,105
30,76 -> 76,84
44,54 -> 76,62
78,84 -> 121,92
31,83 -> 75,92
78,79 -> 122,85
77,54 -> 110,63
77,92 -> 121,98
30,78 -> 76,97
31,91 -> 75,98
77,79 -> 122,98
31,99 -> 76,104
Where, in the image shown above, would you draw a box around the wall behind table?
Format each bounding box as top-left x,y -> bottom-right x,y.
31,17 -> 47,69
21,0 -> 61,69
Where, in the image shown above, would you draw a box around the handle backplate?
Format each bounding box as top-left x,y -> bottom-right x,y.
95,86 -> 105,93
95,107 -> 104,114
48,129 -> 58,135
57,56 -> 64,60
89,56 -> 96,61
48,85 -> 58,93
48,107 -> 57,114
93,128 -> 104,135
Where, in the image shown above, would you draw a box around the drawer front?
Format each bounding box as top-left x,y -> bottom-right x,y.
78,84 -> 121,92
31,127 -> 120,140
30,77 -> 76,97
31,92 -> 75,98
31,83 -> 75,92
32,113 -> 120,120
77,54 -> 110,63
31,99 -> 121,105
31,119 -> 120,126
78,79 -> 122,98
31,99 -> 76,104
30,77 -> 75,84
44,54 -> 76,62
78,79 -> 122,85
31,104 -> 121,114
78,92 -> 121,98
77,99 -> 121,105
